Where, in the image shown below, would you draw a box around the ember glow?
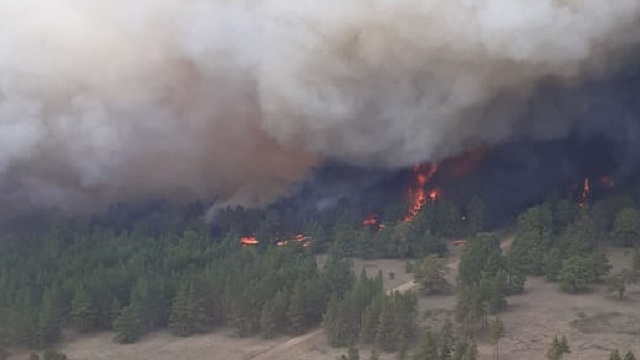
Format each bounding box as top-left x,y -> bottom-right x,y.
276,233 -> 312,247
363,214 -> 385,231
404,163 -> 439,221
578,178 -> 591,208
240,236 -> 259,247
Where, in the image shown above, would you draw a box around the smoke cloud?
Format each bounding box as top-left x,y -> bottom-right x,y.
1,0 -> 639,216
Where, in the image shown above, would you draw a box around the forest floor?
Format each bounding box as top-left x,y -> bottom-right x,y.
11,239 -> 640,360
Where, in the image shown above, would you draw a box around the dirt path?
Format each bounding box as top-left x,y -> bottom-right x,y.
245,284 -> 415,360
246,277 -> 419,360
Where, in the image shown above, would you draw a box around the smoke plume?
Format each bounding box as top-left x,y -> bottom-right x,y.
1,0 -> 639,216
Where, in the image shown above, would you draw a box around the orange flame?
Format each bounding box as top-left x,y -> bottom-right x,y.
363,214 -> 385,231
276,233 -> 312,247
578,178 -> 590,208
404,163 -> 439,221
240,236 -> 259,246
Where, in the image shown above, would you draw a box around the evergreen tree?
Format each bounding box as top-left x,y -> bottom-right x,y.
287,282 -> 307,334
70,285 -> 98,333
490,317 -> 504,359
546,335 -> 570,360
438,319 -> 455,360
113,306 -> 139,344
412,255 -> 448,294
606,269 -> 639,299
465,197 -> 487,235
375,299 -> 396,352
558,255 -> 599,293
37,287 -> 63,347
624,351 -> 636,360
411,330 -> 439,360
169,281 -> 195,336
260,300 -> 277,339
612,208 -> 640,247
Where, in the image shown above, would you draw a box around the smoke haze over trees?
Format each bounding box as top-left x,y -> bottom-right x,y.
0,0 -> 639,218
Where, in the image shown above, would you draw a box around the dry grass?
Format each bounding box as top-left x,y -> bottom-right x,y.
8,245 -> 640,360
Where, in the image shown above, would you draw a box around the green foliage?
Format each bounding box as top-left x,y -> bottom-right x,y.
465,197 -> 487,236
610,350 -> 622,360
557,255 -> 610,293
70,285 -> 98,333
455,232 -> 513,335
546,335 -> 570,360
490,317 -> 504,359
324,273 -> 416,352
409,320 -> 477,360
543,248 -> 563,281
113,306 -> 139,344
612,208 -> 640,247
458,232 -> 503,288
37,287 -> 64,348
42,350 -> 68,360
606,269 -> 638,299
624,351 -> 636,360
411,255 -> 448,294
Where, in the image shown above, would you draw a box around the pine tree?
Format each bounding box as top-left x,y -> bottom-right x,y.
37,287 -> 63,347
624,351 -> 637,360
260,300 -> 277,339
113,306 -> 139,344
287,282 -> 307,334
169,282 -> 193,336
360,296 -> 382,343
107,297 -> 121,330
438,319 -> 455,360
490,317 -> 504,359
546,335 -> 570,360
375,299 -> 396,352
411,330 -> 438,360
70,285 -> 98,333
466,197 -> 487,235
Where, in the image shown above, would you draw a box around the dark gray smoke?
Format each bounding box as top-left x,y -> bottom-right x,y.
1,0 -> 640,219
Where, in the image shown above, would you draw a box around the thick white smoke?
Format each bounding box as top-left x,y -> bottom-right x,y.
0,0 -> 639,216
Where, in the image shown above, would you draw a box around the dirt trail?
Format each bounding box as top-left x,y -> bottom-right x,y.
246,278 -> 419,360
248,234 -> 515,360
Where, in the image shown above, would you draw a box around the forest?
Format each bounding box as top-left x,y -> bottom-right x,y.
0,187 -> 639,360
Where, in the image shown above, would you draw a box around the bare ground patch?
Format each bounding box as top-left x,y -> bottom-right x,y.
11,245 -> 640,360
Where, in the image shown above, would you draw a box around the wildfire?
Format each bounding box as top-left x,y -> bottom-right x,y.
578,177 -> 590,208
363,214 -> 385,231
276,233 -> 312,247
404,163 -> 439,221
240,236 -> 259,246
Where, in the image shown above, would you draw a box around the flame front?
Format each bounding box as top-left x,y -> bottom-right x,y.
578,177 -> 590,208
363,214 -> 385,231
240,236 -> 259,246
404,163 -> 439,221
276,233 -> 312,247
